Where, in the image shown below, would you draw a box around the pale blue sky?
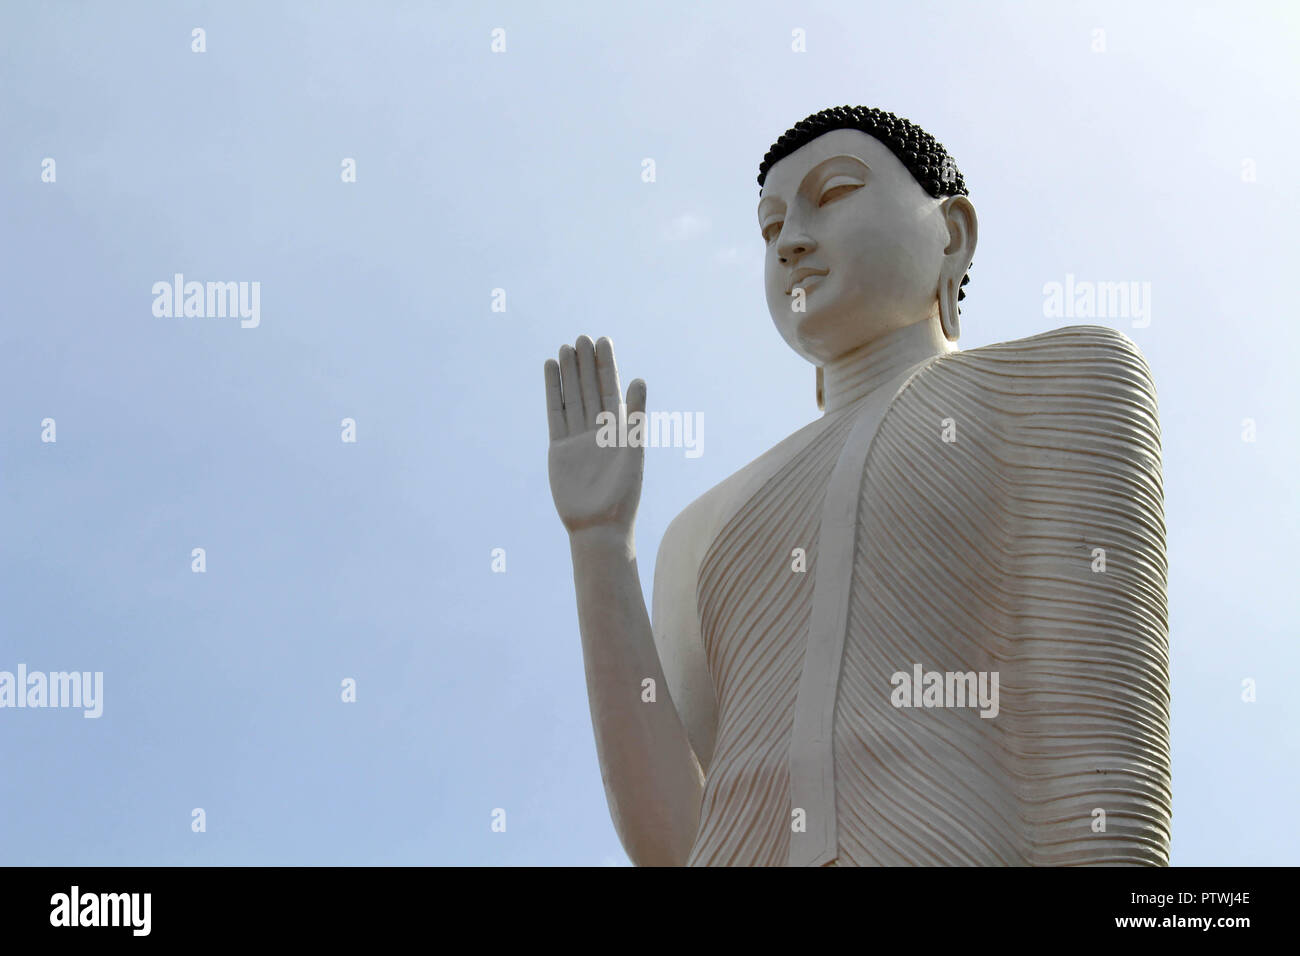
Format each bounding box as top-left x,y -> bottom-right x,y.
1,0 -> 1297,865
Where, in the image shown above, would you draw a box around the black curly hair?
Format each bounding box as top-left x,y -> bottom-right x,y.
758,105 -> 971,304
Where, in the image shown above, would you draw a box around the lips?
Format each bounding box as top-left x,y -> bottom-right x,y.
786,268 -> 829,294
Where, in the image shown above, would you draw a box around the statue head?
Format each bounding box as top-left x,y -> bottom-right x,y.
757,106 -> 977,366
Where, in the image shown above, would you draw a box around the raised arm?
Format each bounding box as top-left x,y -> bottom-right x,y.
545,335 -> 704,866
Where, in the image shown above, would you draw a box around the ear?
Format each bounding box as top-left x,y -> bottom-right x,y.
938,195 -> 977,341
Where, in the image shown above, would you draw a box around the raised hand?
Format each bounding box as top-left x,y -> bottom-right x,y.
544,335 -> 646,536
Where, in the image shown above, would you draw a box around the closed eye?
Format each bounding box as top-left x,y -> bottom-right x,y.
762,221 -> 783,243
819,182 -> 861,205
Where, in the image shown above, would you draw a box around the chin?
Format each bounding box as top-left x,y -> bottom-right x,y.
789,304 -> 853,361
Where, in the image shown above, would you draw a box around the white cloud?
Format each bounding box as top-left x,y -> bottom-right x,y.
663,213 -> 710,241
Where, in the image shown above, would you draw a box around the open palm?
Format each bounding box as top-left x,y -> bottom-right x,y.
544,335 -> 646,535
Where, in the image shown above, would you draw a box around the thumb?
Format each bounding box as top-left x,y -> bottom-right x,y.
626,378 -> 647,418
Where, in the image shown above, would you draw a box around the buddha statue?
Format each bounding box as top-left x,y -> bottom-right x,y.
543,106 -> 1171,867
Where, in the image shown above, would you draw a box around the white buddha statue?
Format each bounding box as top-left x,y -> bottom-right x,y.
543,106 -> 1171,867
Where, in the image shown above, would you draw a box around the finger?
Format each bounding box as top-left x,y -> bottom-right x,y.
544,359 -> 566,441
575,334 -> 601,429
595,337 -> 622,413
558,345 -> 584,434
627,378 -> 647,418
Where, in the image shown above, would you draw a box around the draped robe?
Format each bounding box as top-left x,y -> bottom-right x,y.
680,325 -> 1171,866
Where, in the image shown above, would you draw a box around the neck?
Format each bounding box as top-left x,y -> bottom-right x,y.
821,315 -> 956,413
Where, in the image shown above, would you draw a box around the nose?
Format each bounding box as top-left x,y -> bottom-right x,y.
777,230 -> 817,264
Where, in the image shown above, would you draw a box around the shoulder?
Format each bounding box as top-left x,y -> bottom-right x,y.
657,411 -> 830,568
655,477 -> 726,578
952,323 -> 1154,376
652,437 -> 783,622
892,325 -> 1164,474
934,324 -> 1159,411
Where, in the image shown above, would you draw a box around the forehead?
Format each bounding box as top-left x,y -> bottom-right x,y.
759,128 -> 896,202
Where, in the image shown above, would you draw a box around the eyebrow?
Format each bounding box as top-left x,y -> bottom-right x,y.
757,153 -> 870,219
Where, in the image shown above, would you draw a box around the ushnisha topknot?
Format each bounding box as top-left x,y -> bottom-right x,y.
759,105 -> 972,301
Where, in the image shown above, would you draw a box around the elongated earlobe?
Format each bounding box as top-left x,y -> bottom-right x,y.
939,276 -> 961,341
815,366 -> 825,410
937,195 -> 975,342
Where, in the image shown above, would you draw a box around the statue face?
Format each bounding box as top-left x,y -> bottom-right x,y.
759,128 -> 951,364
